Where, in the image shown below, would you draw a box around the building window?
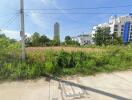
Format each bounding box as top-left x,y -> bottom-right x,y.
121,32 -> 123,36
115,25 -> 118,27
121,28 -> 124,31
122,25 -> 124,29
114,25 -> 118,31
121,25 -> 124,32
131,25 -> 132,28
114,28 -> 118,31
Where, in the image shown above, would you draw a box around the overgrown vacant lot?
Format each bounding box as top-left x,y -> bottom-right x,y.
0,41 -> 132,80
25,45 -> 132,76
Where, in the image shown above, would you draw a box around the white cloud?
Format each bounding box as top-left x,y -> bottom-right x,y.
0,29 -> 31,40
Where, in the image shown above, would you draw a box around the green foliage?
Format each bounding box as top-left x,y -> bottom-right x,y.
0,34 -> 6,38
31,32 -> 41,46
94,28 -> 124,46
112,33 -> 123,45
28,32 -> 52,47
65,36 -> 72,45
0,37 -> 10,50
94,27 -> 111,46
64,36 -> 80,46
25,37 -> 32,47
51,40 -> 60,46
0,62 -> 45,80
1,47 -> 132,79
65,36 -> 71,42
27,33 -> 80,47
45,61 -> 54,73
27,32 -> 61,47
40,35 -> 50,46
0,34 -> 132,80
55,51 -> 71,68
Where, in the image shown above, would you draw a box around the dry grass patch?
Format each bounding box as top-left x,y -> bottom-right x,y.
26,46 -> 105,53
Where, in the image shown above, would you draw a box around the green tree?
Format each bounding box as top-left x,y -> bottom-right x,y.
40,35 -> 50,46
31,32 -> 40,46
25,37 -> 32,47
65,36 -> 71,41
0,34 -> 6,38
94,27 -> 111,46
65,36 -> 72,45
9,39 -> 17,44
29,32 -> 52,47
64,36 -> 80,46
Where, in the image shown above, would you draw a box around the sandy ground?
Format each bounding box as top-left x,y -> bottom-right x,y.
0,71 -> 132,100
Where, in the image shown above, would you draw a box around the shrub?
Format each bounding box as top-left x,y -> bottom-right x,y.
55,51 -> 71,68
45,61 -> 54,73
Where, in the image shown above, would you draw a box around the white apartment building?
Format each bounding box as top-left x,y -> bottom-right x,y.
109,15 -> 132,42
72,34 -> 93,45
91,14 -> 132,43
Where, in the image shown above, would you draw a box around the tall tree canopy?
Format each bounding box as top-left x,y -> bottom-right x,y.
94,27 -> 111,46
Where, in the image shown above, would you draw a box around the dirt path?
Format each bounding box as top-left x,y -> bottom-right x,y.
0,71 -> 132,100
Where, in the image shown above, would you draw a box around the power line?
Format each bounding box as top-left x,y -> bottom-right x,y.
0,14 -> 16,18
1,14 -> 19,30
0,12 -> 19,18
25,12 -> 128,15
24,4 -> 132,10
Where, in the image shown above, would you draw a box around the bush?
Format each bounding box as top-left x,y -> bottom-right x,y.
55,51 -> 71,68
45,61 -> 54,73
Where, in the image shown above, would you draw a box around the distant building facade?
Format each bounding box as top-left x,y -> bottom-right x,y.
109,14 -> 132,43
91,14 -> 132,43
72,34 -> 93,45
54,22 -> 60,43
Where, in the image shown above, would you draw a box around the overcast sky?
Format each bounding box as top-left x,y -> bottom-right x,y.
0,0 -> 132,40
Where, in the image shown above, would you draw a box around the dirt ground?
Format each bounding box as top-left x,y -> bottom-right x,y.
0,71 -> 132,100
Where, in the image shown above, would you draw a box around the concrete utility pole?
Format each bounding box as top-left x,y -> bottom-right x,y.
20,0 -> 26,61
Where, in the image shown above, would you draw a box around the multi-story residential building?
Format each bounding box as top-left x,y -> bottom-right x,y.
72,14 -> 132,45
91,14 -> 132,43
72,34 -> 93,45
109,14 -> 132,43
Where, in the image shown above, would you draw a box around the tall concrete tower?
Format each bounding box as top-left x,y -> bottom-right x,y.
54,22 -> 60,43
